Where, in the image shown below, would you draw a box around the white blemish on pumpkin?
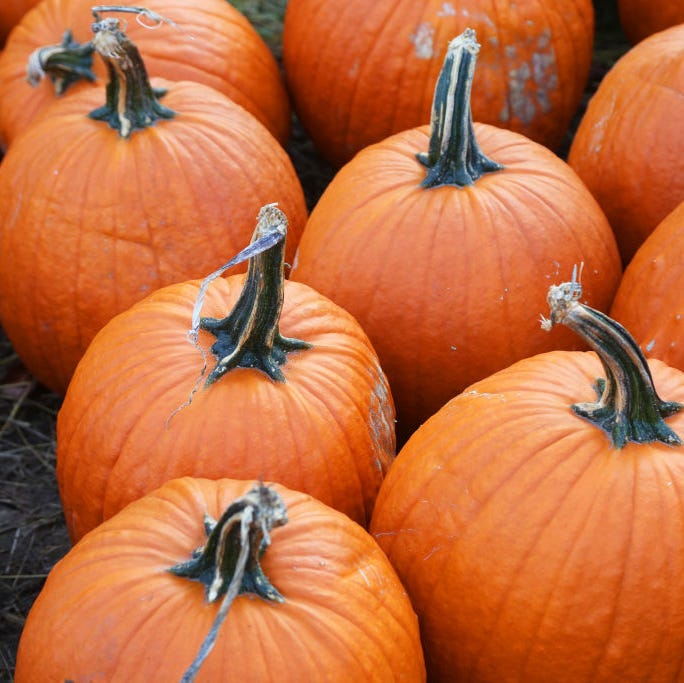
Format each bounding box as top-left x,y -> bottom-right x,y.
348,59 -> 359,78
423,545 -> 443,561
357,566 -> 371,588
409,22 -> 435,59
463,390 -> 506,402
645,339 -> 656,352
367,366 -> 395,472
501,28 -> 558,125
437,3 -> 456,16
450,345 -> 458,351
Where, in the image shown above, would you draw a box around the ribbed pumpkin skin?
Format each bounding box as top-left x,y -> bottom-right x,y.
282,0 -> 594,166
618,0 -> 684,44
0,0 -> 291,147
290,124 -> 621,441
0,79 -> 307,395
16,477 -> 425,682
568,24 -> 684,265
370,351 -> 684,682
0,0 -> 40,45
56,276 -> 395,541
609,200 -> 684,371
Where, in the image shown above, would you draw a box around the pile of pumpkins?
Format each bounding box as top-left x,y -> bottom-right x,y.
2,0 -> 684,680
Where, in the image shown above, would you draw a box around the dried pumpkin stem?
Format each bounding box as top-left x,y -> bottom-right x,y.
26,30 -> 96,95
169,483 -> 288,682
542,275 -> 683,448
417,28 -> 503,188
88,15 -> 174,138
198,204 -> 311,385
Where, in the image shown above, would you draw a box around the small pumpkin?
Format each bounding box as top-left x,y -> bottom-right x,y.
56,205 -> 395,542
370,275 -> 684,682
609,199 -> 684,371
15,477 -> 426,681
0,0 -> 291,149
0,16 -> 306,395
617,0 -> 684,45
568,23 -> 684,265
290,30 -> 621,443
282,0 -> 595,166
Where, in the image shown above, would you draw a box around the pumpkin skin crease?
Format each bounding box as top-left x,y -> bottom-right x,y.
370,349 -> 684,683
15,477 -> 426,682
56,274 -> 396,542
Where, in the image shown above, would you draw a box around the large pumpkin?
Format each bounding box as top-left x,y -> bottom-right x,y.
609,199 -> 684,372
568,23 -> 684,265
56,205 -> 395,542
0,18 -> 306,395
16,477 -> 426,681
282,0 -> 594,166
0,0 -> 291,148
290,30 -> 621,443
370,276 -> 684,682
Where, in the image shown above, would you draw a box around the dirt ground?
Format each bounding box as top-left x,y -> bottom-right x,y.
0,1 -> 628,679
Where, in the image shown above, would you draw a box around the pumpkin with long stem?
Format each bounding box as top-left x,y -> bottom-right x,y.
290,29 -> 621,444
56,204 -> 395,542
370,273 -> 684,682
0,0 -> 291,149
0,14 -> 306,395
15,478 -> 426,681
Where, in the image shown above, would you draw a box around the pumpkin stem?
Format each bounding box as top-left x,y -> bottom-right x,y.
88,15 -> 175,138
197,204 -> 311,386
417,28 -> 503,189
541,271 -> 683,448
26,30 -> 96,96
169,483 -> 288,682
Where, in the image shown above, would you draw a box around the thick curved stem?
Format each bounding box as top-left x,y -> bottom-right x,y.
542,274 -> 683,448
88,16 -> 174,138
417,28 -> 503,189
198,204 -> 311,385
26,30 -> 96,96
169,483 -> 288,681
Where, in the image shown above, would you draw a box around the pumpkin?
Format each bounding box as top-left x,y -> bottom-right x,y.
290,30 -> 621,444
609,199 -> 684,372
0,17 -> 307,395
15,477 -> 426,681
56,205 -> 395,542
0,0 -> 291,149
282,0 -> 594,166
370,274 -> 684,682
617,0 -> 684,45
568,23 -> 684,265
0,0 -> 40,46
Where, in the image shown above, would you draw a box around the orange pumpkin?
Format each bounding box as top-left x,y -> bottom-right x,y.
609,199 -> 684,371
290,30 -> 621,443
0,0 -> 291,149
618,0 -> 684,44
16,477 -> 426,681
282,0 -> 594,166
0,0 -> 40,46
370,276 -> 684,682
56,205 -> 395,542
568,23 -> 684,265
0,18 -> 306,395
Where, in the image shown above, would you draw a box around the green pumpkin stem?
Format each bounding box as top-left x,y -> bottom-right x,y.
197,204 -> 311,386
541,271 -> 683,448
417,28 -> 503,189
169,483 -> 288,682
26,30 -> 96,96
88,15 -> 174,138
